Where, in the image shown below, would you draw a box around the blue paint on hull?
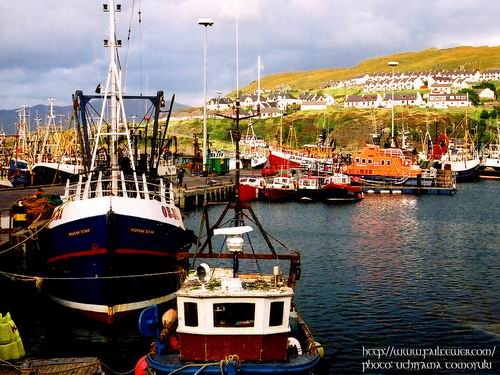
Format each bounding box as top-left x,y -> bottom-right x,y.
42,211 -> 192,316
145,353 -> 321,374
455,165 -> 480,182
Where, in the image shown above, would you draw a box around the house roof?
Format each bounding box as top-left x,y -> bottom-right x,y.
383,93 -> 418,101
346,95 -> 378,102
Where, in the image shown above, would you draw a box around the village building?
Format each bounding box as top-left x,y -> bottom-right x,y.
476,88 -> 496,101
206,97 -> 233,111
382,92 -> 424,107
344,94 -> 382,108
480,69 -> 500,81
427,94 -> 470,109
431,84 -> 453,94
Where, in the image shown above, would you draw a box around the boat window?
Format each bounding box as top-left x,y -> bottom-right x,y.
269,301 -> 284,326
381,160 -> 385,166
361,158 -> 366,164
184,302 -> 198,327
368,159 -> 373,164
387,160 -> 391,166
213,303 -> 255,327
355,157 -> 360,163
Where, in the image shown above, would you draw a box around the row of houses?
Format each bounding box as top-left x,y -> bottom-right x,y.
322,69 -> 500,93
205,91 -> 335,114
344,92 -> 472,109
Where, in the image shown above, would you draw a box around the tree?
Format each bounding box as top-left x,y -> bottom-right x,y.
480,109 -> 490,119
458,88 -> 479,106
490,108 -> 498,119
473,81 -> 496,92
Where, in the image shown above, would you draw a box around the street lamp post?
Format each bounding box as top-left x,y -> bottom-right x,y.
388,61 -> 399,147
198,18 -> 214,173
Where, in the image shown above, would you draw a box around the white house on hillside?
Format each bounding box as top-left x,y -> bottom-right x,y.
477,88 -> 496,101
431,84 -> 452,94
428,94 -> 470,109
382,93 -> 424,108
344,94 -> 382,108
481,69 -> 500,81
207,97 -> 233,111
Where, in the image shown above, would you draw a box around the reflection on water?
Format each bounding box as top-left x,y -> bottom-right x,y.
209,182 -> 500,373
2,181 -> 500,373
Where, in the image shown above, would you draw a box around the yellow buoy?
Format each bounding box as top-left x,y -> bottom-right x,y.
0,312 -> 25,361
314,341 -> 325,359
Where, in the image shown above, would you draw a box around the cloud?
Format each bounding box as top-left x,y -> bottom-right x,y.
1,0 -> 500,110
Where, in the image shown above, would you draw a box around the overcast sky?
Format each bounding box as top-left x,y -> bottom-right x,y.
1,0 -> 500,110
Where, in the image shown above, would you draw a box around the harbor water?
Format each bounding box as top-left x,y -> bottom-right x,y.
1,180 -> 499,374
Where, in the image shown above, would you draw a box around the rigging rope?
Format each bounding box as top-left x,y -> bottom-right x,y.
138,0 -> 143,96
0,269 -> 181,283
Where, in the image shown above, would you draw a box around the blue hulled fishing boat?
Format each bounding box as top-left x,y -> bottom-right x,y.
42,1 -> 193,323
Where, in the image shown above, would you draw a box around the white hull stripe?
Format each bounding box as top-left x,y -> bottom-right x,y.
49,291 -> 177,315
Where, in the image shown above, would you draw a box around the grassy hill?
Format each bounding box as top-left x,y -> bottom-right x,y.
240,45 -> 500,93
169,106 -> 499,155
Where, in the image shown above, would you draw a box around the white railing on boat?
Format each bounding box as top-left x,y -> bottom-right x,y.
63,170 -> 175,204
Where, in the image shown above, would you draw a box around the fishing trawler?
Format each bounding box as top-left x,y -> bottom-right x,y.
137,227 -> 323,374
41,1 -> 193,323
425,131 -> 480,182
31,98 -> 84,186
296,173 -> 364,202
135,98 -> 324,375
8,107 -> 32,187
479,127 -> 500,179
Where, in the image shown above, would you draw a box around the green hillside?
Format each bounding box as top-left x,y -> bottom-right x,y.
241,45 -> 500,93
172,45 -> 500,154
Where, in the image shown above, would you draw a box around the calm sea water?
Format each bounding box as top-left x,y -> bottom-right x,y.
1,181 -> 499,374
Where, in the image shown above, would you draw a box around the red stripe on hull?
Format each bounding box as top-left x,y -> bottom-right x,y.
47,248 -> 107,263
48,248 -> 176,263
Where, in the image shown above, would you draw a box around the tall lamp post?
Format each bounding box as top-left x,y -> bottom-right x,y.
198,18 -> 214,173
388,61 -> 399,147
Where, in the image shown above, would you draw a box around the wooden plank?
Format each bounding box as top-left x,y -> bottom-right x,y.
1,357 -> 105,375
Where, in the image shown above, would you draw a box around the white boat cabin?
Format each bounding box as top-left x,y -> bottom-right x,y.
268,176 -> 296,190
324,173 -> 352,185
298,177 -> 320,190
240,176 -> 266,188
176,266 -> 293,362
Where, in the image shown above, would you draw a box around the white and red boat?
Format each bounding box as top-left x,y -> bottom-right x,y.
137,226 -> 324,374
268,145 -> 335,172
260,175 -> 296,202
296,174 -> 364,202
239,176 -> 266,202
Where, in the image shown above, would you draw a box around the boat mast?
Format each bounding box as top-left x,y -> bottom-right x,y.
108,0 -> 119,191
38,97 -> 56,163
